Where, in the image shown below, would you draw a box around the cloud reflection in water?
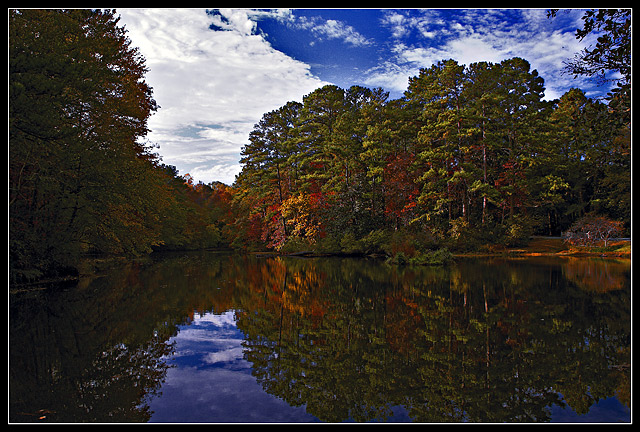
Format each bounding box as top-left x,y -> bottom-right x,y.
147,310 -> 319,423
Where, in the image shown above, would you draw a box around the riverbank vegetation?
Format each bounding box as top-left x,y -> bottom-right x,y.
9,9 -> 630,284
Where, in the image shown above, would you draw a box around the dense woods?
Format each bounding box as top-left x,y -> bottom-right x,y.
232,63 -> 630,256
9,9 -> 631,284
9,10 -> 233,283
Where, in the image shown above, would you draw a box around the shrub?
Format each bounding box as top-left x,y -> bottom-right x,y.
386,248 -> 452,266
280,236 -> 314,254
360,229 -> 391,255
389,230 -> 417,257
563,214 -> 624,247
446,217 -> 482,252
410,248 -> 453,265
313,234 -> 342,254
339,232 -> 365,254
502,214 -> 535,247
386,251 -> 409,265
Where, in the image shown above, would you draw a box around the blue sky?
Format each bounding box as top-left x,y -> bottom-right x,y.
117,8 -> 615,185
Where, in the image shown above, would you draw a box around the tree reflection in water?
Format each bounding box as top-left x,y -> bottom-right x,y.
9,253 -> 630,423
234,256 -> 630,423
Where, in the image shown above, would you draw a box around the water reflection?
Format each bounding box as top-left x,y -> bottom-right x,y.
147,310 -> 318,423
9,253 -> 631,423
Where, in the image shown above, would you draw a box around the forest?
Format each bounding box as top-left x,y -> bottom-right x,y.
9,9 -> 631,284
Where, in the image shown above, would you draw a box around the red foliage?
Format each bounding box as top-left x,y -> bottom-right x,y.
383,152 -> 419,225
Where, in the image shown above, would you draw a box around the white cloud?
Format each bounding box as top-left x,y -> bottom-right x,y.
118,8 -> 326,185
210,8 -> 257,35
311,19 -> 373,46
381,10 -> 439,40
194,310 -> 237,326
203,347 -> 244,364
191,163 -> 243,186
364,61 -> 416,95
447,36 -> 507,64
369,9 -> 600,100
381,11 -> 409,39
273,11 -> 373,47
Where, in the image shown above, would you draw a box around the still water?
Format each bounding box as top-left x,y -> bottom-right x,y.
10,252 -> 631,423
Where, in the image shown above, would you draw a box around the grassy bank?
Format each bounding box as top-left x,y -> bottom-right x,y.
459,236 -> 631,258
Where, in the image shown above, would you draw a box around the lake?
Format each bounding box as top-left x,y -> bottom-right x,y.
9,252 -> 631,423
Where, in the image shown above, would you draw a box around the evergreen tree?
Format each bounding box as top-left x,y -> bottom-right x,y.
235,102 -> 301,248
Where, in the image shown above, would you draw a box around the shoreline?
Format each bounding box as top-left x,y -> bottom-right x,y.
10,238 -> 630,292
270,237 -> 632,260
454,250 -> 632,258
454,237 -> 631,259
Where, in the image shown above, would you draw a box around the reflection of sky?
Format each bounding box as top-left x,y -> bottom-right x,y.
550,397 -> 631,423
147,310 -> 319,423
146,310 -> 629,423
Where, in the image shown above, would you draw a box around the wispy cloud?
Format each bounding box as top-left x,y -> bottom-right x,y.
259,9 -> 373,47
381,10 -> 439,39
308,18 -> 373,46
370,9 -> 600,100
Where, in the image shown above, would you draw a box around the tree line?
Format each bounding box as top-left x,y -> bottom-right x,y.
9,9 -> 630,284
231,62 -> 630,254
